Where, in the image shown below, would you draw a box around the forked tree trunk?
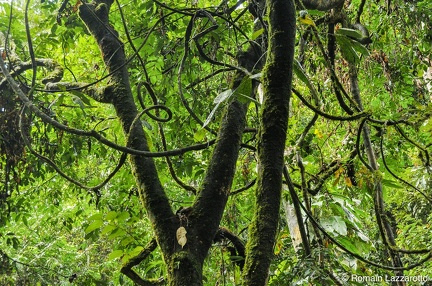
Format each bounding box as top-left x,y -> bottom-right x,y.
77,1 -> 264,285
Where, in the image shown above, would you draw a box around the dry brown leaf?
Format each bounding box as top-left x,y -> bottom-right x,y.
176,226 -> 187,248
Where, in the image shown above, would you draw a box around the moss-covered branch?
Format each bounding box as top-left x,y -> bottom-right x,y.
78,1 -> 175,257
0,58 -> 63,89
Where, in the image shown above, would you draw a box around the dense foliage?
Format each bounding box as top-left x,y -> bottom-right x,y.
0,0 -> 431,285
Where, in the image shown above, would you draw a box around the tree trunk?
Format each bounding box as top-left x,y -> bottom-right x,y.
242,0 -> 296,285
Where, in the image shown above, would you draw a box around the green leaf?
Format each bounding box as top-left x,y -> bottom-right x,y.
193,128 -> 206,142
101,224 -> 117,235
293,60 -> 309,85
336,36 -> 359,64
382,179 -> 404,189
337,237 -> 359,254
116,211 -> 130,222
350,39 -> 370,57
108,249 -> 123,260
336,28 -> 363,39
251,28 -> 264,40
85,220 -> 103,234
88,213 -> 103,221
336,29 -> 369,63
106,211 -> 118,220
22,215 -> 28,227
229,255 -> 245,262
108,228 -> 126,239
12,237 -> 20,249
120,237 -> 134,246
234,77 -> 252,103
129,246 -> 144,257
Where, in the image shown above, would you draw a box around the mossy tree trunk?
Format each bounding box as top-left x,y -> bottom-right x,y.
78,1 -> 261,285
242,0 -> 296,284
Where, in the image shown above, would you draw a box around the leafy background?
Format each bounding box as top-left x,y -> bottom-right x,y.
0,0 -> 431,285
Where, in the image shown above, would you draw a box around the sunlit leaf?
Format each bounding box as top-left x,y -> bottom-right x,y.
193,128 -> 206,142
85,220 -> 103,234
108,249 -> 123,260
106,211 -> 118,220
203,102 -> 221,128
88,213 -> 103,221
101,224 -> 117,235
251,28 -> 264,40
116,211 -> 130,222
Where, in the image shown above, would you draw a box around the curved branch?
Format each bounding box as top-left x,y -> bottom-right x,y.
230,178 -> 256,195
120,238 -> 164,286
292,88 -> 368,121
393,124 -> 430,167
380,133 -> 432,204
177,11 -> 218,135
185,68 -> 235,89
310,24 -> 360,114
298,197 -> 432,271
18,107 -> 125,196
158,116 -> 198,195
214,227 -> 245,269
24,0 -> 37,94
138,83 -> 199,194
0,61 -> 217,158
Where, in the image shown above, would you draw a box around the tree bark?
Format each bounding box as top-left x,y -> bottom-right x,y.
78,0 -> 176,254
242,0 -> 296,285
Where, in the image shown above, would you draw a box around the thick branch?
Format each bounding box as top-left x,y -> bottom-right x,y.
189,20 -> 264,266
191,98 -> 248,258
0,58 -> 63,90
45,82 -> 112,103
78,1 -> 175,255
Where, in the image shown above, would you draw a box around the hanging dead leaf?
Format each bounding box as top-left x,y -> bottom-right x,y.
176,227 -> 187,248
